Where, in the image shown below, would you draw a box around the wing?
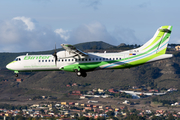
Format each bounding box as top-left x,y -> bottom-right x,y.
61,44 -> 88,56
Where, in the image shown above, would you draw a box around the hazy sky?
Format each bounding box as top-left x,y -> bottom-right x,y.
0,0 -> 180,52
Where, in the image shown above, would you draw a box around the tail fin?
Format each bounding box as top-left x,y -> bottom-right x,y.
137,26 -> 172,54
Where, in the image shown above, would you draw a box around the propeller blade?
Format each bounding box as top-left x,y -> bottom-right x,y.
52,43 -> 58,65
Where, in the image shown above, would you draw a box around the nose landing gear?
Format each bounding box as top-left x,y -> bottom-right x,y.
15,74 -> 18,77
14,71 -> 19,77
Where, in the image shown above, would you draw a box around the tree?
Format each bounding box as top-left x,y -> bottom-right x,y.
79,116 -> 89,120
168,113 -> 175,120
130,109 -> 137,113
151,115 -> 165,120
125,114 -> 146,120
89,117 -> 95,120
52,108 -> 59,115
106,111 -> 115,117
96,117 -> 105,120
39,109 -> 45,115
27,117 -> 33,120
15,115 -> 26,120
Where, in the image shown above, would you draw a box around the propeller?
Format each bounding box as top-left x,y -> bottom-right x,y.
52,43 -> 58,65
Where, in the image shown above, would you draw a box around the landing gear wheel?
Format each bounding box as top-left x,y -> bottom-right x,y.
15,74 -> 18,77
75,69 -> 87,77
75,69 -> 81,77
77,72 -> 81,76
81,72 -> 87,77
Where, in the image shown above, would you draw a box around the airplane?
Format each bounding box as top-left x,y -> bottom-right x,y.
6,26 -> 173,77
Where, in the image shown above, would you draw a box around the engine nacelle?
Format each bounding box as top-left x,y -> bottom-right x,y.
57,50 -> 76,58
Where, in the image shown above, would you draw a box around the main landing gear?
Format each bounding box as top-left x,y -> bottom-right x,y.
75,69 -> 87,77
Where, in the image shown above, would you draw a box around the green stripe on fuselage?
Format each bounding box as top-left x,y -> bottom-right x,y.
61,60 -> 121,72
113,48 -> 167,69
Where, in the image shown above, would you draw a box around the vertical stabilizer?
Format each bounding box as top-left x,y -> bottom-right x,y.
136,26 -> 172,54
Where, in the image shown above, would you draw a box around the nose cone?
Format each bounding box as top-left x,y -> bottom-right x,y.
6,61 -> 16,70
6,63 -> 12,70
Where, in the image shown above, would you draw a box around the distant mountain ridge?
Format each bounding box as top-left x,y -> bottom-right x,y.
74,41 -> 115,50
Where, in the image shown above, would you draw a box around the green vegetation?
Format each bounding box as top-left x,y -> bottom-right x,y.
0,104 -> 28,110
106,92 -> 132,98
136,64 -> 161,87
125,114 -> 146,120
152,96 -> 177,106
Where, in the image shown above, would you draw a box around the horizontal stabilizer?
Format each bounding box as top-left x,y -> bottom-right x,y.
148,54 -> 173,63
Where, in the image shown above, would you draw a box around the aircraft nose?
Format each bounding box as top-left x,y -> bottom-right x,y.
6,62 -> 15,70
6,63 -> 11,70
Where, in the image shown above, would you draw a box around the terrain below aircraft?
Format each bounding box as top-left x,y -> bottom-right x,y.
6,26 -> 173,77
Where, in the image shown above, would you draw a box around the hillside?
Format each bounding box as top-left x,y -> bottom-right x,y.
0,41 -> 180,102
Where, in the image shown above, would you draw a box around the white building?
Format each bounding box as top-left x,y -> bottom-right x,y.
122,100 -> 129,104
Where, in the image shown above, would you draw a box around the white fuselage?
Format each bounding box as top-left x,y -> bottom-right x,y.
7,51 -> 127,72
6,49 -> 172,73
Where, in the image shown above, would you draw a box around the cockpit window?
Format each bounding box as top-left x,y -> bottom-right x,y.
14,58 -> 21,61
14,58 -> 18,61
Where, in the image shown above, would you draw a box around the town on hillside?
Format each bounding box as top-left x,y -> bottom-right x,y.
0,86 -> 179,120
